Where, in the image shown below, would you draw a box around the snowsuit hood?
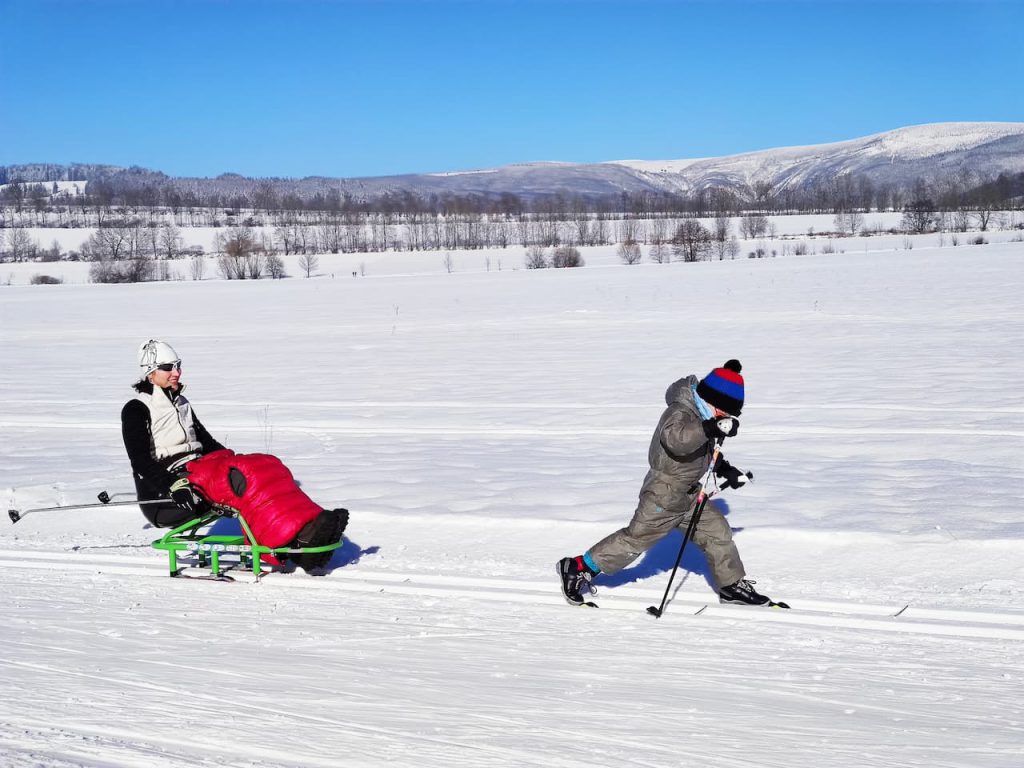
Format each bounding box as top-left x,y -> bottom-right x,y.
639,374 -> 714,511
665,375 -> 697,408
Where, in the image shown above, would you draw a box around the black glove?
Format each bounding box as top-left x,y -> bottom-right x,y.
169,476 -> 212,516
714,456 -> 753,490
702,415 -> 739,440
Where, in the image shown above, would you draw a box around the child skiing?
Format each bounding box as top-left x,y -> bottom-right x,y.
557,360 -> 776,607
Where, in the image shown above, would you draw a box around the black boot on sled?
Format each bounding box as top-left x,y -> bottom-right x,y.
718,578 -> 770,606
293,508 -> 349,573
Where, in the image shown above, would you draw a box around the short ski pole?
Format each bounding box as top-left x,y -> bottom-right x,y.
647,440 -> 724,619
9,493 -> 168,524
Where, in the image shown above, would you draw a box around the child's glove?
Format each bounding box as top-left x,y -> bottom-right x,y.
702,415 -> 739,440
714,456 -> 753,489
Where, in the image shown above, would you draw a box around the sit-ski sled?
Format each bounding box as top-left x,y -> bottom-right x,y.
153,505 -> 346,580
8,491 -> 345,581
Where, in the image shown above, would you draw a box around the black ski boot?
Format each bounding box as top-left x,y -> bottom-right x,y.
293,508 -> 349,573
556,557 -> 595,606
718,578 -> 770,606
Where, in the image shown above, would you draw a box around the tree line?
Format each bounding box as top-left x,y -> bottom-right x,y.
2,168 -> 1022,283
2,168 -> 1022,228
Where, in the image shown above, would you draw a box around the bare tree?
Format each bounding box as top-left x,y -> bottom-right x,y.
525,246 -> 548,269
833,211 -> 863,236
41,239 -> 62,262
974,209 -> 995,232
726,236 -> 741,260
739,215 -> 768,240
318,220 -> 342,254
88,251 -> 154,283
551,245 -> 584,268
144,224 -> 160,260
618,219 -> 639,246
216,227 -> 260,279
847,211 -> 864,235
442,252 -> 455,273
901,199 -> 937,234
672,220 -> 712,262
649,241 -> 670,264
713,215 -> 731,259
265,252 -> 286,279
159,224 -> 183,259
85,226 -> 135,261
298,252 -> 319,277
273,224 -> 295,255
649,218 -> 669,248
617,242 -> 642,265
189,256 -> 206,281
220,227 -> 257,258
6,229 -> 35,261
244,252 -> 265,279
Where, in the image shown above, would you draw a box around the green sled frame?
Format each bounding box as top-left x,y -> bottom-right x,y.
151,508 -> 344,579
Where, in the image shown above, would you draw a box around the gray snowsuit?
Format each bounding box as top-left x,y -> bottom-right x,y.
587,375 -> 746,588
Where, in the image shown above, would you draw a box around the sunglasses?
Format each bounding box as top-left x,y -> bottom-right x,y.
155,361 -> 182,372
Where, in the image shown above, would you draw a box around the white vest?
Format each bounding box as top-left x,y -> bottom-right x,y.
136,386 -> 203,464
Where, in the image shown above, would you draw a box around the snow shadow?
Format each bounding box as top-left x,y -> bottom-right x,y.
592,498 -> 738,592
325,540 -> 379,570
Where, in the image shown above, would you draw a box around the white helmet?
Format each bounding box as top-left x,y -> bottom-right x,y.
137,339 -> 180,382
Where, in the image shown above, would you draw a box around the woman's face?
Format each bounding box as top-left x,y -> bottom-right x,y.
148,361 -> 182,389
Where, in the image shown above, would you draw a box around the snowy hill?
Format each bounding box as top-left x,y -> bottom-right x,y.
1,241 -> 1022,766
613,122 -> 1024,195
4,122 -> 1024,202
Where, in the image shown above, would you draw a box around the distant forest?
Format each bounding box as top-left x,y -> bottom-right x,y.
2,161 -> 1023,223
2,163 -> 1022,282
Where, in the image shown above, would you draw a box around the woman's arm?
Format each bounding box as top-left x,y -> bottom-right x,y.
121,400 -> 176,490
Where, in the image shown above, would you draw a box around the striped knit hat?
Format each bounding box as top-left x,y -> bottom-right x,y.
696,359 -> 745,416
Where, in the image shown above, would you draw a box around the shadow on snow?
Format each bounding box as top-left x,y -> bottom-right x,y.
592,498 -> 743,593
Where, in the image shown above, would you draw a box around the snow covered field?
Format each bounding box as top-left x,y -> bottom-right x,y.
1,243 -> 1023,767
6,210 -> 1024,286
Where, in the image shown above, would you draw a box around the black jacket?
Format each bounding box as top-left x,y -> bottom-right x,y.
121,382 -> 225,502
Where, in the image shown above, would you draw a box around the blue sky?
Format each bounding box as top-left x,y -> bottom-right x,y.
2,0 -> 1022,178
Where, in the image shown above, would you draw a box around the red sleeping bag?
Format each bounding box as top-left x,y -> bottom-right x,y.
185,449 -> 323,564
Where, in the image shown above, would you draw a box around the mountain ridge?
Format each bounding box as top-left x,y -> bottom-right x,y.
3,122 -> 1023,202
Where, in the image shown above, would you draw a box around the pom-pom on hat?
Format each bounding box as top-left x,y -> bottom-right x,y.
696,359 -> 744,416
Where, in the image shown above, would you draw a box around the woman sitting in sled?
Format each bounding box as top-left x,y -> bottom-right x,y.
120,339 -> 348,571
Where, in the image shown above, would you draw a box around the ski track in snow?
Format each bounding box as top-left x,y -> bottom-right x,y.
1,561 -> 1021,768
2,549 -> 1024,640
